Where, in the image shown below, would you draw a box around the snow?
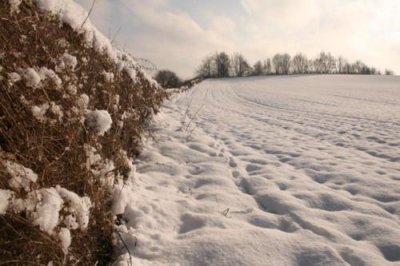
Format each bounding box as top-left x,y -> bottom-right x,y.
0,189 -> 13,214
23,68 -> 41,88
84,144 -> 102,169
2,174 -> 91,247
114,75 -> 400,265
9,0 -> 22,14
113,94 -> 120,111
39,67 -> 62,88
35,0 -> 121,64
57,53 -> 78,72
31,102 -> 50,122
35,0 -> 160,87
84,110 -> 113,136
102,71 -> 115,83
77,93 -> 89,109
56,186 -> 91,230
50,102 -> 63,121
112,178 -> 132,215
58,227 -> 72,253
11,67 -> 62,90
5,160 -> 38,192
8,72 -> 21,83
32,188 -> 64,234
67,84 -> 78,95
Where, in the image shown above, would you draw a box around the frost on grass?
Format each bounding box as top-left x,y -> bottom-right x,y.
85,110 -> 113,136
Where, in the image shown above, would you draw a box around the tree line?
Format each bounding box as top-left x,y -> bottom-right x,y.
197,51 -> 394,78
155,51 -> 394,88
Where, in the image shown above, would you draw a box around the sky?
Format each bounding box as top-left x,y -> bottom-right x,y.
76,0 -> 400,78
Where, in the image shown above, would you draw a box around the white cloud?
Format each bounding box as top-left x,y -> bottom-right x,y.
238,0 -> 400,73
113,0 -> 238,78
241,0 -> 320,29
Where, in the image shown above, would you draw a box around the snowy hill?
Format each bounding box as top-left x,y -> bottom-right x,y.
116,75 -> 400,265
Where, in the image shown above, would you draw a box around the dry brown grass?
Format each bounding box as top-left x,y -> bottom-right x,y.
0,1 -> 167,265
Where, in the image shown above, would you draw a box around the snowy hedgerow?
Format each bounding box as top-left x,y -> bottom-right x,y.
84,110 -> 113,135
0,0 -> 167,264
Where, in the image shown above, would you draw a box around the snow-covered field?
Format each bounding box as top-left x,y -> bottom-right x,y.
116,75 -> 400,265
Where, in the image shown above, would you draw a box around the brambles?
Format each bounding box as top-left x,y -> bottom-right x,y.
0,1 -> 167,264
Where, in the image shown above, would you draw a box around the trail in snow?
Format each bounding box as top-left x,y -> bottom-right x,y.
115,75 -> 400,266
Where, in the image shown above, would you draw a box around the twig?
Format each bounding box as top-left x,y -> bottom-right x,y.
184,104 -> 204,131
110,26 -> 122,45
222,208 -> 230,217
116,230 -> 135,266
80,0 -> 97,29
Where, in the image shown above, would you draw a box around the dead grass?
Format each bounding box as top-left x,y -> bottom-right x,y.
0,1 -> 167,265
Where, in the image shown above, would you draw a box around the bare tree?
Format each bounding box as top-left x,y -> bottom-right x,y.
385,69 -> 394,75
215,52 -> 231,77
264,58 -> 272,74
231,53 -> 251,77
337,56 -> 346,74
198,51 -> 382,78
314,52 -> 336,74
273,53 -> 291,75
197,55 -> 216,78
292,53 -> 308,74
253,60 -> 264,76
343,62 -> 351,74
